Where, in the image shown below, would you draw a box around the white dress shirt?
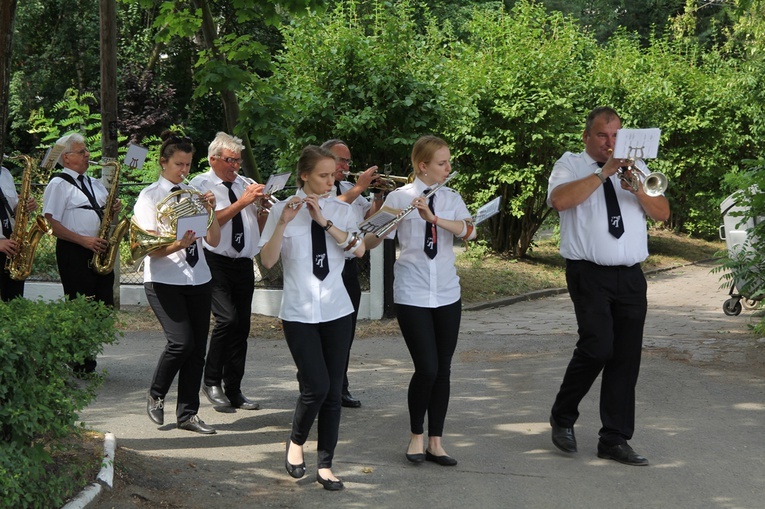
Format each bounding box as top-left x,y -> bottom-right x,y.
547,150 -> 650,266
380,178 -> 471,308
133,176 -> 212,285
190,170 -> 261,258
258,189 -> 358,323
335,179 -> 372,224
0,166 -> 18,239
42,167 -> 107,237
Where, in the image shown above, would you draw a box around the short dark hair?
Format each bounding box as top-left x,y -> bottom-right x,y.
584,107 -> 620,134
159,129 -> 195,162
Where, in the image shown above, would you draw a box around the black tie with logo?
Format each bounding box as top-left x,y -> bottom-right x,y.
222,181 -> 245,252
171,184 -> 199,266
311,221 -> 329,280
598,163 -> 625,239
0,187 -> 13,238
423,190 -> 437,259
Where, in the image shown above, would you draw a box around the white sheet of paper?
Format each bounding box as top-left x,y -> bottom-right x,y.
176,214 -> 209,240
43,144 -> 67,169
125,144 -> 149,169
264,172 -> 291,195
359,206 -> 402,234
613,128 -> 661,159
473,196 -> 502,225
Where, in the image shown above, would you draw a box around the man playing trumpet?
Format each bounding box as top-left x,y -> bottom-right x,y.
547,107 -> 669,466
191,132 -> 266,411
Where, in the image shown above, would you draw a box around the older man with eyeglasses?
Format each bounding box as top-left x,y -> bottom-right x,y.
42,132 -> 122,374
191,132 -> 267,411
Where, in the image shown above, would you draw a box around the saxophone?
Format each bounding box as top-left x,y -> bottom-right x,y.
3,154 -> 51,281
90,160 -> 131,275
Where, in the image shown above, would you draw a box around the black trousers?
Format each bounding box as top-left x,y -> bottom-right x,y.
283,314 -> 353,469
551,259 -> 647,446
0,252 -> 24,301
396,300 -> 461,437
203,250 -> 255,397
340,258 -> 361,395
145,281 -> 212,423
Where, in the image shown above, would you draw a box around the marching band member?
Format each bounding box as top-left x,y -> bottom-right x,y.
0,163 -> 37,301
135,131 -> 221,434
365,135 -> 475,467
259,145 -> 364,490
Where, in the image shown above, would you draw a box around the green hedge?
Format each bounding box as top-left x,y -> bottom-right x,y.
0,296 -> 119,509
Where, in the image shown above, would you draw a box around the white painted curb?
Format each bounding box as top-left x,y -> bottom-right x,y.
61,432 -> 116,509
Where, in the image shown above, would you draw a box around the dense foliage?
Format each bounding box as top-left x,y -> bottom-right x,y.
0,296 -> 119,509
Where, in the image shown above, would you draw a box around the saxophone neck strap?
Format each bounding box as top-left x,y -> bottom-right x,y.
52,172 -> 104,220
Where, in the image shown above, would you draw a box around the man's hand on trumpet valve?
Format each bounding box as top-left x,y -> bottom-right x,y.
353,165 -> 380,189
241,181 -> 266,205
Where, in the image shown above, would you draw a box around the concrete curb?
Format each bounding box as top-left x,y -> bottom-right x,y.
61,432 -> 116,509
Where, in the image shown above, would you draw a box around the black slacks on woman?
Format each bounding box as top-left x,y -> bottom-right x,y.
282,314 -> 353,469
396,300 -> 462,437
551,260 -> 647,446
145,281 -> 212,423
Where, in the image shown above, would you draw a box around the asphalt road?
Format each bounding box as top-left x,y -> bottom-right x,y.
79,261 -> 765,509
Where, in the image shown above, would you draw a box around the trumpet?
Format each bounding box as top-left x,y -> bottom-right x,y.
345,171 -> 411,192
617,159 -> 668,197
234,173 -> 277,213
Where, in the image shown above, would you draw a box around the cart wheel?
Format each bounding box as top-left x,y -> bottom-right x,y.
723,298 -> 742,316
742,298 -> 759,310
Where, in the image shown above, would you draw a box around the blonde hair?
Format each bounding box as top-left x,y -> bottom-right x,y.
411,135 -> 448,176
296,145 -> 336,188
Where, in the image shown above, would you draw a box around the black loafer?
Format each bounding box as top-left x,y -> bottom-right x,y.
341,393 -> 361,408
202,384 -> 229,406
229,393 -> 261,410
550,415 -> 577,453
146,393 -> 164,425
597,442 -> 649,466
285,440 -> 306,479
177,415 -> 216,434
425,450 -> 458,466
405,452 -> 426,463
316,472 -> 344,491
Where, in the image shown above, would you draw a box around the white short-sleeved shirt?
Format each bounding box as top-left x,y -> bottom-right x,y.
132,176 -> 212,285
0,166 -> 18,240
547,150 -> 650,266
42,167 -> 107,237
258,189 -> 358,323
379,178 -> 471,308
191,170 -> 261,259
335,179 -> 372,223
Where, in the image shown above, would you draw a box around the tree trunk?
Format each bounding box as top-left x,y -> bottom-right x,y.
0,0 -> 18,159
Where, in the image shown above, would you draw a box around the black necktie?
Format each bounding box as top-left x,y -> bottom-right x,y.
598,164 -> 625,239
170,185 -> 199,266
78,175 -> 104,220
223,182 -> 245,252
311,220 -> 329,280
335,180 -> 343,196
423,190 -> 437,259
0,188 -> 12,238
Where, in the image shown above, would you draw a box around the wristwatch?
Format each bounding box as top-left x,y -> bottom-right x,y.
323,220 -> 333,231
594,167 -> 606,184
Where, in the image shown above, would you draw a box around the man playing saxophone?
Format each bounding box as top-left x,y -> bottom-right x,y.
42,133 -> 122,373
0,162 -> 38,301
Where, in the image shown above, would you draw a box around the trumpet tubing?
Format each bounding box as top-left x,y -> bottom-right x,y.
345,171 -> 411,192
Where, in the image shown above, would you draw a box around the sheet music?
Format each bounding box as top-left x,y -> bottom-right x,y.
125,144 -> 149,169
473,196 -> 501,225
358,206 -> 402,234
176,213 -> 209,240
613,128 -> 661,160
42,144 -> 67,169
264,172 -> 291,195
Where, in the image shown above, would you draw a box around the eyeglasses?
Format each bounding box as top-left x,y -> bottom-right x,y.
67,149 -> 90,156
338,157 -> 353,167
216,156 -> 243,166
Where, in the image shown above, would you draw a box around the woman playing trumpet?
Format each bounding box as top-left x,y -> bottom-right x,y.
134,131 -> 221,434
259,145 -> 364,490
365,135 -> 476,467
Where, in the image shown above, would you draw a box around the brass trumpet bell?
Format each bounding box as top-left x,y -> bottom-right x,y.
618,160 -> 668,197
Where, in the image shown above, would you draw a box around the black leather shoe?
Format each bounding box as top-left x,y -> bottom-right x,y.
202,384 -> 229,406
597,442 -> 649,466
550,415 -> 577,453
177,415 -> 216,434
425,450 -> 458,466
229,393 -> 260,410
146,393 -> 164,425
341,393 -> 361,408
316,472 -> 344,491
285,440 -> 306,479
405,452 -> 426,463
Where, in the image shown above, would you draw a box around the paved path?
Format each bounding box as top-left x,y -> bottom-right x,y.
81,261 -> 765,509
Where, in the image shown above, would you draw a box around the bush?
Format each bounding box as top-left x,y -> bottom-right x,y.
0,296 -> 119,509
